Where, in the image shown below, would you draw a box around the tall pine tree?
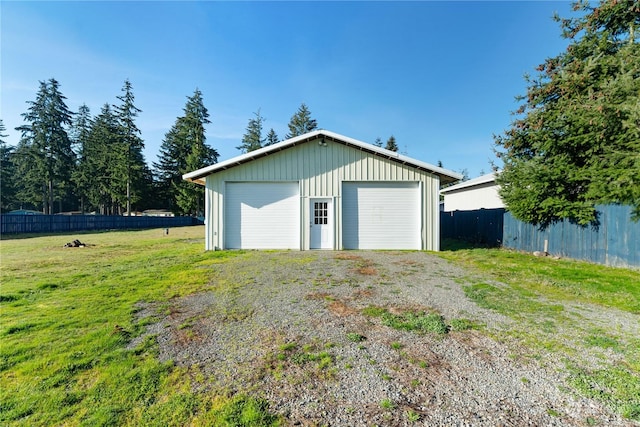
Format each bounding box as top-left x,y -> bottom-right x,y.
265,128 -> 279,146
154,125 -> 179,208
154,89 -> 218,215
286,103 -> 318,139
237,109 -> 266,153
83,104 -> 122,214
495,0 -> 640,226
115,79 -> 147,215
70,104 -> 92,213
14,79 -> 75,214
385,135 -> 398,152
0,120 -> 17,212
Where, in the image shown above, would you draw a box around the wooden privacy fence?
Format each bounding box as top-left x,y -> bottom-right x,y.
441,205 -> 639,268
0,215 -> 203,235
440,208 -> 505,246
503,205 -> 639,268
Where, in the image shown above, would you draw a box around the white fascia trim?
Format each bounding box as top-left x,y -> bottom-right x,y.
183,130 -> 463,184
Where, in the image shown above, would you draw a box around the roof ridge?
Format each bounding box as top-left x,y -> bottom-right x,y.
183,130 -> 462,184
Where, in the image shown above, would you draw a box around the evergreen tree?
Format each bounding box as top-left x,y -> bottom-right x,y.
495,0 -> 640,226
286,103 -> 317,138
154,126 -> 180,209
70,104 -> 92,154
385,135 -> 398,152
373,137 -> 383,147
70,104 -> 92,212
237,109 -> 266,153
83,104 -> 122,214
154,89 -> 218,215
14,79 -> 75,214
136,166 -> 158,211
115,79 -> 146,215
14,82 -> 49,212
0,120 -> 18,212
265,128 -> 279,146
12,140 -> 39,212
174,138 -> 212,216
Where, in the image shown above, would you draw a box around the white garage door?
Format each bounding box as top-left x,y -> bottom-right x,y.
225,182 -> 300,249
343,182 -> 421,250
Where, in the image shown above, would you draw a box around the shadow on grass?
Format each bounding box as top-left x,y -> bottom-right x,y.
0,227 -> 182,241
440,238 -> 500,252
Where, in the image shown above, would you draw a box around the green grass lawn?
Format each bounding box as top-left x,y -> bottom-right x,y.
439,240 -> 640,314
0,227 -> 279,426
438,240 -> 640,421
1,230 -> 638,425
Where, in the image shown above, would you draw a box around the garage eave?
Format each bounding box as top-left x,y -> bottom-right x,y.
182,130 -> 463,185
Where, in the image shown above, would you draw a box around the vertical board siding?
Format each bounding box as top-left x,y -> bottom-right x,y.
206,178 -> 219,250
206,138 -> 441,250
428,179 -> 440,250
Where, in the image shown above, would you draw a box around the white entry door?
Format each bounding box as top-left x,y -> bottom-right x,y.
310,198 -> 333,249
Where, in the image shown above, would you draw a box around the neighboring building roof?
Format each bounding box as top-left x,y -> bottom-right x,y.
439,172 -> 498,194
6,209 -> 43,215
55,211 -> 83,215
122,211 -> 144,216
143,209 -> 175,217
183,130 -> 463,185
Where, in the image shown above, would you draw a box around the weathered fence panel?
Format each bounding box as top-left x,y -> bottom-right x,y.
502,205 -> 639,268
440,205 -> 638,268
0,215 -> 203,235
440,208 -> 505,246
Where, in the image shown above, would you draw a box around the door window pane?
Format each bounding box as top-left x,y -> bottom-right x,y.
313,201 -> 329,225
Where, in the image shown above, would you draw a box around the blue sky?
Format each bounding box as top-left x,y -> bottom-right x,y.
1,1 -> 573,178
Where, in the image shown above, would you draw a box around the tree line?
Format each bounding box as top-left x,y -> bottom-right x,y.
1,80 -> 209,216
1,85 -> 364,215
235,105 -> 399,154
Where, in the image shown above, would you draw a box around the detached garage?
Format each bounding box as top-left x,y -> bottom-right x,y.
183,130 -> 461,251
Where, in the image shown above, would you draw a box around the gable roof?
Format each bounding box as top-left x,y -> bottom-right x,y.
439,172 -> 497,194
183,130 -> 463,185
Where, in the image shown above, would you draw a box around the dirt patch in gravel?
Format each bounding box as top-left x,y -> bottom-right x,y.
131,251 -> 633,426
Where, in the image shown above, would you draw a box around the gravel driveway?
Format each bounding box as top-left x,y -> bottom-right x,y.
133,251 -> 633,426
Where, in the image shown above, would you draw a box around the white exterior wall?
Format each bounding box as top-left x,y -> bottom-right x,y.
443,183 -> 504,212
204,137 -> 441,250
